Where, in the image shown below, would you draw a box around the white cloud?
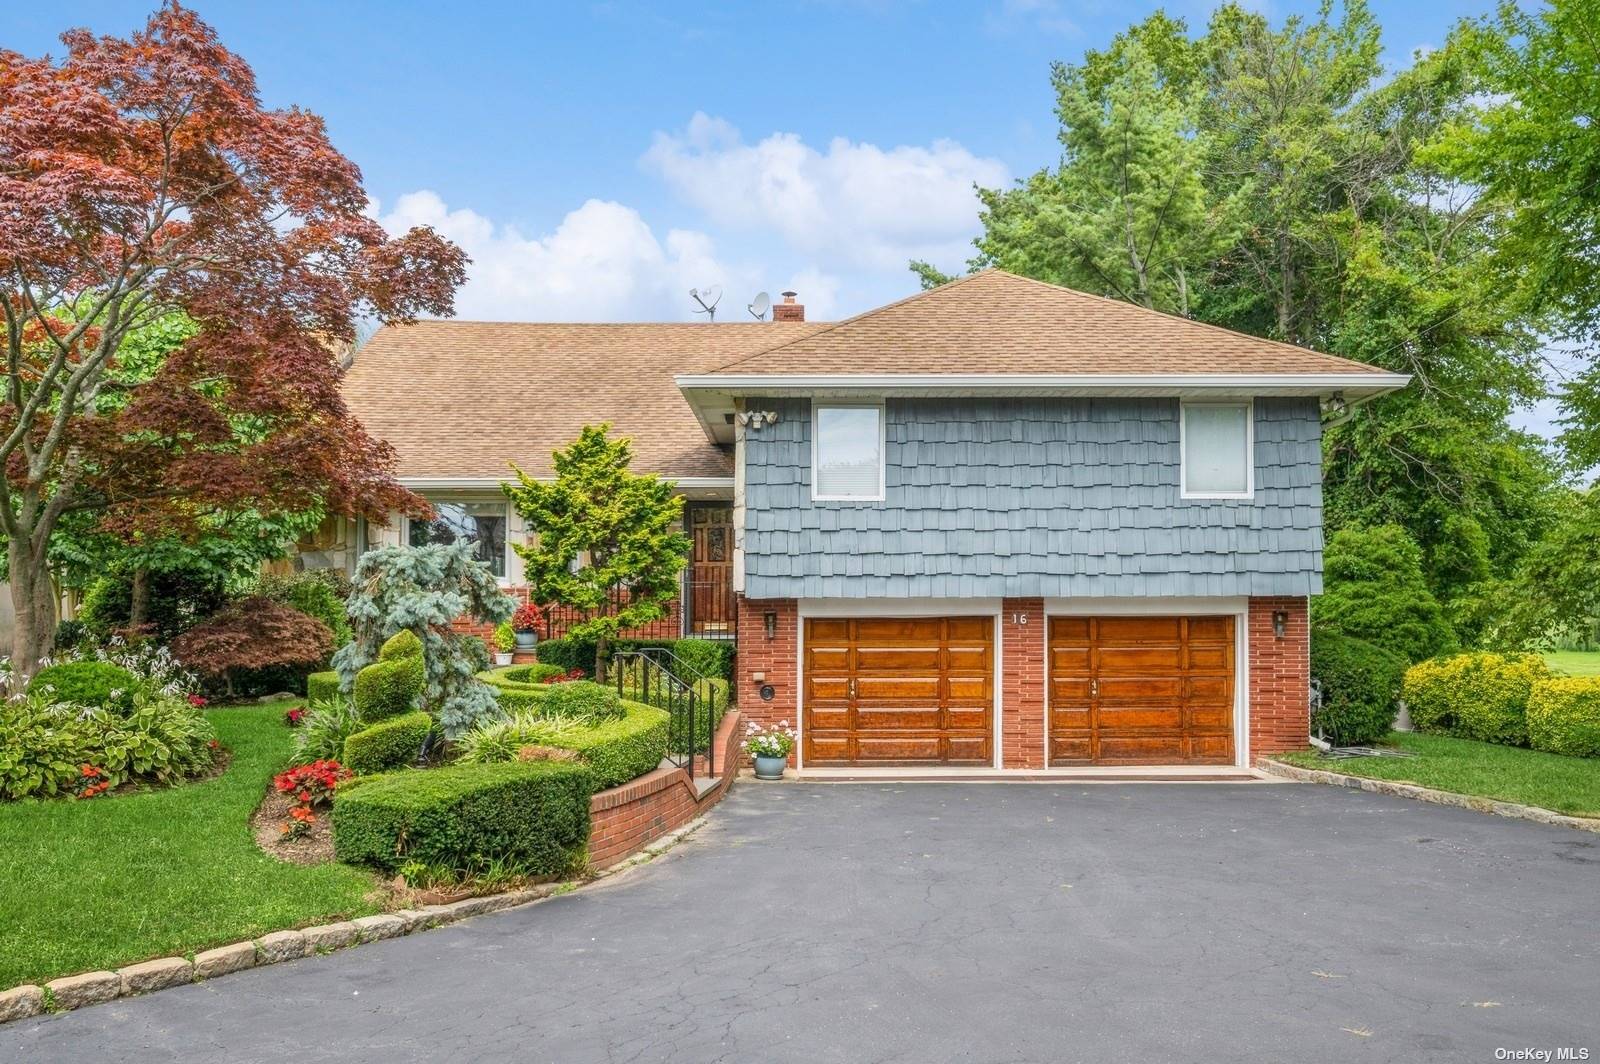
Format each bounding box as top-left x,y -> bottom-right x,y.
374,191 -> 736,321
642,113 -> 1009,272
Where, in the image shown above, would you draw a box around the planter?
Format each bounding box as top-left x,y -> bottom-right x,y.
493,652 -> 514,666
514,630 -> 538,651
753,754 -> 787,780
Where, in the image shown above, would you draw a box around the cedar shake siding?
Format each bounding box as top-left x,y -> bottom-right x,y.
741,396 -> 1323,600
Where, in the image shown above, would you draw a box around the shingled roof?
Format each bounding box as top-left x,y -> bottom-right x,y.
706,270 -> 1390,377
343,320 -> 824,481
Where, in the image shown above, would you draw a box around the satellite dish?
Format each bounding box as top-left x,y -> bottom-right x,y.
690,285 -> 723,322
747,291 -> 771,321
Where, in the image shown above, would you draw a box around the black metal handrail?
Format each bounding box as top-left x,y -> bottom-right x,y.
609,648 -> 715,780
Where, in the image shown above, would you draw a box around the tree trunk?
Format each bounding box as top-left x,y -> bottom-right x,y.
9,541 -> 57,682
129,567 -> 151,633
594,634 -> 609,683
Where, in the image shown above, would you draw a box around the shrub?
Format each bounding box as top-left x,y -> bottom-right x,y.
503,663 -> 568,684
493,622 -> 516,654
1403,652 -> 1550,745
331,760 -> 593,875
534,636 -> 596,674
1313,525 -> 1457,663
343,711 -> 432,775
511,601 -> 544,632
294,696 -> 365,762
77,569 -> 228,644
379,629 -> 424,662
353,654 -> 425,722
255,571 -> 353,649
0,693 -> 215,799
669,638 -> 735,683
540,680 -> 623,722
458,701 -> 668,790
170,597 -> 334,694
28,661 -> 141,714
1309,630 -> 1407,745
1526,677 -> 1600,758
53,619 -> 88,652
306,670 -> 340,702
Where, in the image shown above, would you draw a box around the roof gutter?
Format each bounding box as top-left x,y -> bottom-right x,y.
398,476 -> 733,492
675,371 -> 1411,398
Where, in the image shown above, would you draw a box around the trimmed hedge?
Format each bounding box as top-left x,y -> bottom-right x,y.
353,653 -> 424,722
552,702 -> 669,789
331,760 -> 593,875
28,661 -> 141,714
379,629 -> 424,662
1403,652 -> 1550,746
477,665 -> 552,715
503,663 -> 568,684
1309,630 -> 1406,745
533,636 -> 595,674
541,680 -> 623,722
342,710 -> 432,775
306,669 -> 340,702
1526,677 -> 1600,758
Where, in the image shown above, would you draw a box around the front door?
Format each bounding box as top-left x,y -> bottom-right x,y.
803,616 -> 994,765
687,506 -> 734,636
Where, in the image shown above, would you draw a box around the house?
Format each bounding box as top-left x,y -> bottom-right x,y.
340,271 -> 1408,772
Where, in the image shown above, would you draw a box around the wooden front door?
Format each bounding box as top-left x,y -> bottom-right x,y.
1048,616 -> 1235,765
687,506 -> 734,636
804,616 -> 993,765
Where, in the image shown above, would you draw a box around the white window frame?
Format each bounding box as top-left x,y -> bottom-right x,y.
405,498 -> 513,585
1179,399 -> 1255,500
810,401 -> 887,502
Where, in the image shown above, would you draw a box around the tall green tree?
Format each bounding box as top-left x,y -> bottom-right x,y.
504,426 -> 691,676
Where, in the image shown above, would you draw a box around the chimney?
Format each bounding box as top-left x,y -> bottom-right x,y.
772,290 -> 805,322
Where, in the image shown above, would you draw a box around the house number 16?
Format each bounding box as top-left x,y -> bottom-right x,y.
1011,612 -> 1029,624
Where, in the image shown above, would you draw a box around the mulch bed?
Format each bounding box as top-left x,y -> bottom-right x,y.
250,787 -> 336,866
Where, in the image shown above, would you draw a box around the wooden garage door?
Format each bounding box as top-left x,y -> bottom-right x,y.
1049,616 -> 1235,765
804,617 -> 993,765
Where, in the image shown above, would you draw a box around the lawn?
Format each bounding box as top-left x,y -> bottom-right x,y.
1280,731 -> 1600,818
0,701 -> 380,989
1543,649 -> 1600,677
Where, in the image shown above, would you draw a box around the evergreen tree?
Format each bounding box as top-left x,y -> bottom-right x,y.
1312,525 -> 1457,662
504,426 -> 691,677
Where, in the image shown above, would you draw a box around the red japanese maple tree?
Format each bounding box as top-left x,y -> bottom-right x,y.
0,4 -> 467,672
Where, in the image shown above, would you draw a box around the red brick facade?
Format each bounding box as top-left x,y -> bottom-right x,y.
587,709 -> 744,868
1245,595 -> 1311,758
730,594 -> 1313,769
1000,599 -> 1046,769
733,596 -> 799,763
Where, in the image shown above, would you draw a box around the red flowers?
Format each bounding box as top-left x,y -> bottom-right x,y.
274,759 -> 347,838
187,694 -> 208,707
284,706 -> 306,727
546,667 -> 587,684
73,764 -> 111,799
511,601 -> 545,631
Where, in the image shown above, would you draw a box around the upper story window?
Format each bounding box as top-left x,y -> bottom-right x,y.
1181,401 -> 1253,499
410,501 -> 508,578
812,404 -> 885,501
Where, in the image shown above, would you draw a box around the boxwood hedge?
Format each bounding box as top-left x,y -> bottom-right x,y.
331,760 -> 594,875
1526,676 -> 1600,758
1309,630 -> 1406,745
306,669 -> 340,702
28,661 -> 141,714
1403,652 -> 1550,746
342,710 -> 432,775
353,653 -> 424,721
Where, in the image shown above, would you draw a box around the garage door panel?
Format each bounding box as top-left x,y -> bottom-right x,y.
807,618 -> 851,643
803,617 -> 993,766
1048,615 -> 1235,766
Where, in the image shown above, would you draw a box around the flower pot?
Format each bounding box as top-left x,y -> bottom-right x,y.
753,754 -> 787,780
493,652 -> 514,666
514,630 -> 538,651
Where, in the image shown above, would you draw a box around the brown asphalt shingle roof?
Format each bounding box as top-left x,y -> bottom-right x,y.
707,269 -> 1389,376
343,321 -> 824,480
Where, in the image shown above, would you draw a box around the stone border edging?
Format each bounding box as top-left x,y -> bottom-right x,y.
0,814 -> 712,1026
1257,758 -> 1600,834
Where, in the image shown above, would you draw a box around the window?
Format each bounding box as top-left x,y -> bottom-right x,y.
1181,402 -> 1252,498
813,404 -> 884,500
409,501 -> 508,577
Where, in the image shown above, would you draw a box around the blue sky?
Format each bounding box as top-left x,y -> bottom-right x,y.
16,1 -> 1489,324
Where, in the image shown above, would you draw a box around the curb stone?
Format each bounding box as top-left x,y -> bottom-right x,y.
0,809 -> 715,1026
1257,758 -> 1600,833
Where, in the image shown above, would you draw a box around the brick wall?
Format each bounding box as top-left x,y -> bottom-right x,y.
734,595 -> 798,763
1247,596 -> 1311,757
1000,598 -> 1046,769
587,709 -> 744,868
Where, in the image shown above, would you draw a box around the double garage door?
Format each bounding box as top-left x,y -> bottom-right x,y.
802,614 -> 1234,766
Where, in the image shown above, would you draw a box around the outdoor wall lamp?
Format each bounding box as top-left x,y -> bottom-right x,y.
764,611 -> 778,640
1273,610 -> 1289,639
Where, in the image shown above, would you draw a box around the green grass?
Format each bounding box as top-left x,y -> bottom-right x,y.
1280,731 -> 1600,818
0,701 -> 380,988
1543,649 -> 1600,677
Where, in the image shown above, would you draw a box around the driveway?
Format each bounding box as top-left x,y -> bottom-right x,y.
5,781 -> 1597,1063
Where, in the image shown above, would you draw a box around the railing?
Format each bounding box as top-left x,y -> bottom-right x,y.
535,579 -> 738,641
609,648 -> 717,780
684,578 -> 736,639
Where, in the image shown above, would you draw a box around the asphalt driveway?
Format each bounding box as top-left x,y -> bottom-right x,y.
5,780 -> 1597,1063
